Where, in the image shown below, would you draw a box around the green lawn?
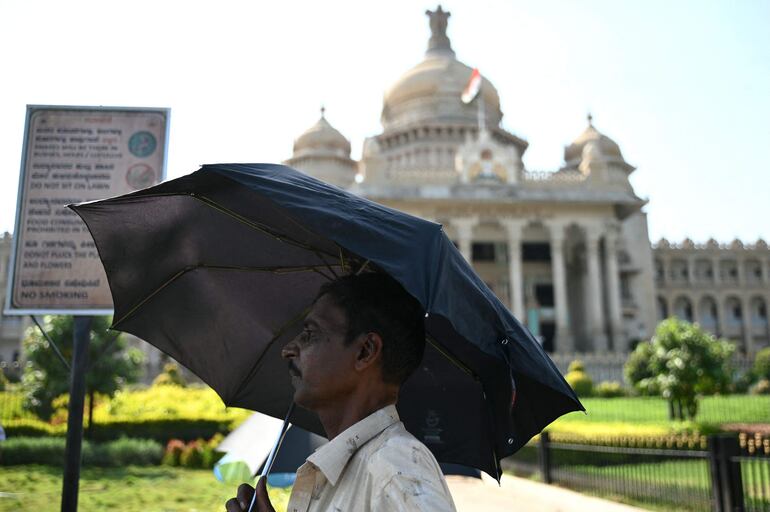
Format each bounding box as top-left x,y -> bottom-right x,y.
0,465 -> 292,512
555,395 -> 770,426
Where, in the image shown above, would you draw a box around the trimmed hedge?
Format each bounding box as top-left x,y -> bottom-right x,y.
0,437 -> 163,466
2,417 -> 232,442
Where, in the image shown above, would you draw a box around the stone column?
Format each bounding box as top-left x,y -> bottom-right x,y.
714,295 -> 725,337
585,226 -> 608,352
741,295 -> 755,354
604,229 -> 624,351
548,222 -> 573,353
690,294 -> 700,325
451,217 -> 478,263
713,257 -> 722,285
687,256 -> 695,285
501,219 -> 526,321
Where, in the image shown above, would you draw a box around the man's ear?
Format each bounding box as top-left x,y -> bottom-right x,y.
354,332 -> 383,372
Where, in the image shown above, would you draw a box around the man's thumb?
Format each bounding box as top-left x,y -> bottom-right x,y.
255,476 -> 275,512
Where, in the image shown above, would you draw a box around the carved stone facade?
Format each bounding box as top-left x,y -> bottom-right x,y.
1,7 -> 766,363
653,239 -> 770,353
286,7 -> 660,354
285,6 -> 770,355
0,233 -> 30,368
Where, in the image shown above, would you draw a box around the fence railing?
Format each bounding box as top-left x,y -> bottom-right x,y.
504,432 -> 770,512
549,353 -> 757,384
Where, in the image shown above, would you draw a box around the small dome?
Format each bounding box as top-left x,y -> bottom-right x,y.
293,109 -> 351,158
565,114 -> 624,163
381,6 -> 502,130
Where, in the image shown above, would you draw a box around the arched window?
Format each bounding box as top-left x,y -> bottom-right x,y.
695,259 -> 714,282
673,296 -> 693,322
698,296 -> 719,332
751,297 -> 768,328
657,296 -> 669,321
670,259 -> 689,283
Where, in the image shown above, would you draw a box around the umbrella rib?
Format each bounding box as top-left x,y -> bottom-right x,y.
313,251 -> 339,280
112,264 -> 340,328
231,305 -> 312,403
425,335 -> 477,379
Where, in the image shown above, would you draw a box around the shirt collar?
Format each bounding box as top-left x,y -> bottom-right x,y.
306,404 -> 400,486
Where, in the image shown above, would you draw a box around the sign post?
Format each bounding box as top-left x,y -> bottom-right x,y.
60,316 -> 91,512
4,105 -> 169,511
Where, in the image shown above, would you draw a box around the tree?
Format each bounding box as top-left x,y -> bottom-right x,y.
22,315 -> 144,432
624,318 -> 735,420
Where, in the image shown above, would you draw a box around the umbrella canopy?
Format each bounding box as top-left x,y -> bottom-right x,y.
71,163 -> 582,479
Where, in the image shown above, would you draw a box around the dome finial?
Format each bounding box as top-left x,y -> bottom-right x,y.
425,5 -> 455,58
587,112 -> 594,127
320,105 -> 326,119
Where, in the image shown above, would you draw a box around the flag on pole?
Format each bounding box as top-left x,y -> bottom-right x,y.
461,68 -> 482,104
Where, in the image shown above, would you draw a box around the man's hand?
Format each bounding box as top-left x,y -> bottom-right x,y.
225,477 -> 275,512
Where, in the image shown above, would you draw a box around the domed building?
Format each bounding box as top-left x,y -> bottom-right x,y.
281,6 -> 770,360
284,107 -> 357,189
1,6 -> 766,375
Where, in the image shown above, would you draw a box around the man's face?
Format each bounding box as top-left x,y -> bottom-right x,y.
281,294 -> 360,410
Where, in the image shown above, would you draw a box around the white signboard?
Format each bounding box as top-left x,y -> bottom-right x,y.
5,105 -> 169,315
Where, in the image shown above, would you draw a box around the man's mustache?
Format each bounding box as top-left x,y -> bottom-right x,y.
288,362 -> 301,377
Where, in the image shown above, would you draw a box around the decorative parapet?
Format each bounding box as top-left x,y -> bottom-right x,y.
521,170 -> 586,184
653,237 -> 769,251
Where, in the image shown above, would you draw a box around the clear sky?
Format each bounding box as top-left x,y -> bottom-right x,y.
1,0 -> 768,244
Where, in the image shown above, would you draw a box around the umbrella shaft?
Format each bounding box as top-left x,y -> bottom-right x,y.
247,402 -> 295,512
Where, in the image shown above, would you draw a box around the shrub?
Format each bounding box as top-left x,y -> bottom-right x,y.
3,418 -> 65,437
162,436 -> 223,469
566,370 -> 593,397
623,341 -> 658,395
750,379 -> 770,395
0,436 -> 65,465
594,381 -> 626,398
0,437 -> 162,466
179,440 -> 204,468
162,439 -> 185,466
152,363 -> 186,387
567,360 -> 586,373
0,370 -> 8,391
753,348 -> 770,381
87,437 -> 163,467
623,319 -> 735,420
21,315 -> 143,420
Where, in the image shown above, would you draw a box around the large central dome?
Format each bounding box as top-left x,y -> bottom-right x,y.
381,6 -> 503,131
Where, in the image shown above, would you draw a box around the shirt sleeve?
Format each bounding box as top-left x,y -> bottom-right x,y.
372,472 -> 457,512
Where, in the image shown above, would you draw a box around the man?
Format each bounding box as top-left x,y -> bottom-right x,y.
226,272 -> 457,512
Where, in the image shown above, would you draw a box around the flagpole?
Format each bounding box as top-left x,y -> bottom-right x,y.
477,92 -> 485,133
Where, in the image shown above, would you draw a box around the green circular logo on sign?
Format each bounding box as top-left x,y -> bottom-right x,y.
128,131 -> 157,158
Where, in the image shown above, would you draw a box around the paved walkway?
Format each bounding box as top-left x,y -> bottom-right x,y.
446,474 -> 649,512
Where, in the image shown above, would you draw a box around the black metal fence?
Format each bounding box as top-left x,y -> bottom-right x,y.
504,432 -> 770,512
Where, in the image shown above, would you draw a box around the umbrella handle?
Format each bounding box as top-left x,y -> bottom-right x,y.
247,402 -> 295,512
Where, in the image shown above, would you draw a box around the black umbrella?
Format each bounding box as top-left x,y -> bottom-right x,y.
70,163 -> 582,479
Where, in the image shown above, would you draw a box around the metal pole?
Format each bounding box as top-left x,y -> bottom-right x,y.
61,316 -> 92,512
247,402 -> 295,512
539,431 -> 552,484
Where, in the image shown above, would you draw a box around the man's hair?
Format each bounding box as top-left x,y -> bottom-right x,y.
317,272 -> 425,385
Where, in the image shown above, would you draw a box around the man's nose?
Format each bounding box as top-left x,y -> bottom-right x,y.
281,338 -> 298,360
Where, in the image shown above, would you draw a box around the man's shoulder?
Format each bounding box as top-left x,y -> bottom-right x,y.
361,422 -> 456,511
363,422 -> 443,477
